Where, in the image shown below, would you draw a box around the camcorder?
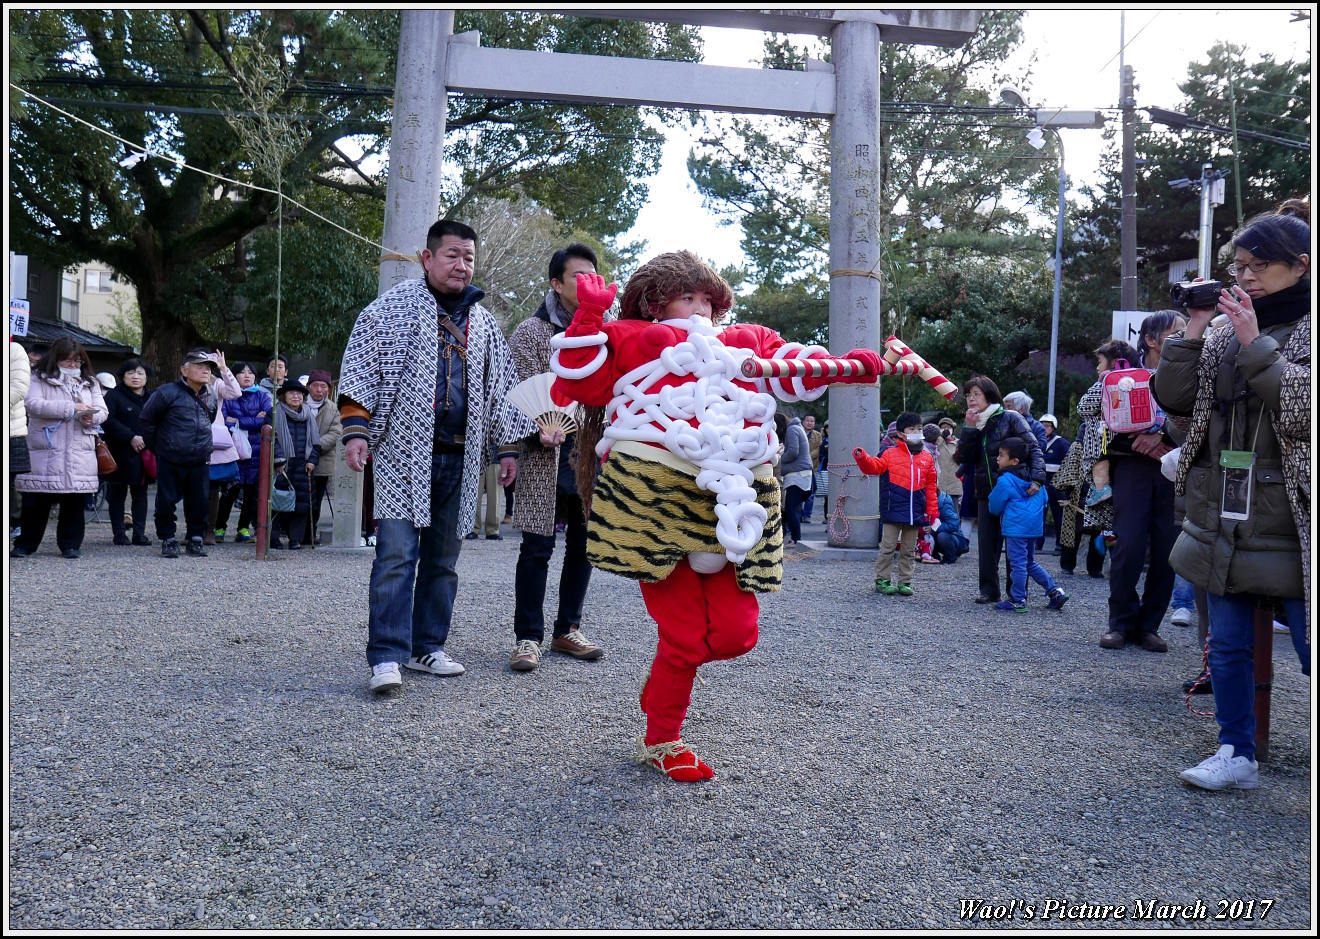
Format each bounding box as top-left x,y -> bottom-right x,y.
1168,279 -> 1224,310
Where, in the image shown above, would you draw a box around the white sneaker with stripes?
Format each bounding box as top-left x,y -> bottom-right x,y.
405,649 -> 465,677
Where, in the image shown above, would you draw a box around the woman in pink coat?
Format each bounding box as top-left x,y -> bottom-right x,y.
12,338 -> 108,559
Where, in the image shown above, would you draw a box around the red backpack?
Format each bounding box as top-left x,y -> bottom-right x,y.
1101,359 -> 1156,433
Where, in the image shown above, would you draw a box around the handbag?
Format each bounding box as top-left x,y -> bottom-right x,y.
270,469 -> 296,514
230,424 -> 253,460
96,436 -> 118,476
141,448 -> 158,483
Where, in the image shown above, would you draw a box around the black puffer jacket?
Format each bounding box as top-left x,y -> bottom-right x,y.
955,406 -> 1046,496
102,384 -> 149,485
138,379 -> 217,466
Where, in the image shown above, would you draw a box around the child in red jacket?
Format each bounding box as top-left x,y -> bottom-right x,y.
853,411 -> 939,596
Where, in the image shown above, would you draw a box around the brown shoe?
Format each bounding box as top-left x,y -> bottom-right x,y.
509,640 -> 541,672
1099,630 -> 1126,650
1138,632 -> 1168,653
550,628 -> 604,660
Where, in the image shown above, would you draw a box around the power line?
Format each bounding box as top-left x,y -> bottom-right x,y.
10,83 -> 392,255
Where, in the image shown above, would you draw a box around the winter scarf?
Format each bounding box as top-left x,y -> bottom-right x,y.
275,400 -> 320,462
1251,278 -> 1309,330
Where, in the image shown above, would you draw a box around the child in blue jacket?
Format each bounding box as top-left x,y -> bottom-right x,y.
987,438 -> 1069,613
933,491 -> 970,563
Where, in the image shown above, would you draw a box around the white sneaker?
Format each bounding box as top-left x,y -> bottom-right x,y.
1170,607 -> 1195,628
369,661 -> 402,694
1179,744 -> 1259,791
1273,620 -> 1290,634
405,649 -> 465,677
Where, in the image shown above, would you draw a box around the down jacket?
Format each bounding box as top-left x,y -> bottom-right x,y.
9,340 -> 29,438
988,469 -> 1048,538
223,387 -> 273,485
16,372 -> 108,494
140,379 -> 219,466
955,405 -> 1045,497
854,443 -> 938,527
102,384 -> 149,486
1153,314 -> 1309,608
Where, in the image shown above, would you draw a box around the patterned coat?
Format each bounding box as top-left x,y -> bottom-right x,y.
508,311 -> 562,537
1156,315 -> 1310,636
338,278 -> 533,534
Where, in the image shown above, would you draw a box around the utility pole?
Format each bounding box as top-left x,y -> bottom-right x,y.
1120,62 -> 1138,310
1228,72 -> 1245,227
1197,163 -> 1226,278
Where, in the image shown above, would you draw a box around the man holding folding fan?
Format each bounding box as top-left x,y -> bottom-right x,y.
504,243 -> 608,673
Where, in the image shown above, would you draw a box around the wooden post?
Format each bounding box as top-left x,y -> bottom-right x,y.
256,425 -> 272,561
1252,604 -> 1274,762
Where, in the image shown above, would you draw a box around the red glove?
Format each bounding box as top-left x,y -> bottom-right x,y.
853,446 -> 870,462
572,272 -> 618,329
840,348 -> 883,385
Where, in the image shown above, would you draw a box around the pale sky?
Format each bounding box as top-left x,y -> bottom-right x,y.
626,8 -> 1314,270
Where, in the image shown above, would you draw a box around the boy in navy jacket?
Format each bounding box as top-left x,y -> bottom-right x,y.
988,438 -> 1069,613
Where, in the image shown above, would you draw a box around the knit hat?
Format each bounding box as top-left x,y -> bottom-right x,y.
923,423 -> 941,443
307,369 -> 333,387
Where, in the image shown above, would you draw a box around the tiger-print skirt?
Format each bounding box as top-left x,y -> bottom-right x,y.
587,450 -> 783,593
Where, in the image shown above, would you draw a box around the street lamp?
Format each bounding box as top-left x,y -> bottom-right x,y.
999,86 -> 1105,415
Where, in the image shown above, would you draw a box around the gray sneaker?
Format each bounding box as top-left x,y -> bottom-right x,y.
1179,745 -> 1259,791
510,639 -> 541,672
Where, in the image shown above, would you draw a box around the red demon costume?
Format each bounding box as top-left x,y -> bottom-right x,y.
548,252 -> 879,781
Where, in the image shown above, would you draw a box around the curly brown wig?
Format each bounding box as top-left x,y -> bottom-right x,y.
617,250 -> 734,323
573,250 -> 736,515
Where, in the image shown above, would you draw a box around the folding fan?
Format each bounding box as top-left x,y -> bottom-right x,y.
507,372 -> 581,436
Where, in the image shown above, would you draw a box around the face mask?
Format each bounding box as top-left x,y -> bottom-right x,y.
59,367 -> 81,379
905,433 -> 923,447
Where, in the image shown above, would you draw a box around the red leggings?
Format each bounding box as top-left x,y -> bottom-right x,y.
638,558 -> 759,745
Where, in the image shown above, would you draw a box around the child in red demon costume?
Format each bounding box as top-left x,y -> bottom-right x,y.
549,251 -> 879,781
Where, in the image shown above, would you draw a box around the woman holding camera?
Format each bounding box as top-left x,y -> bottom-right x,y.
1153,205 -> 1310,792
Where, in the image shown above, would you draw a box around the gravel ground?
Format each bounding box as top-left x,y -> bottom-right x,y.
7,515 -> 1312,929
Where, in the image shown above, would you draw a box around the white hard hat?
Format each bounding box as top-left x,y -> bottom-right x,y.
96,371 -> 116,390
1040,413 -> 1058,426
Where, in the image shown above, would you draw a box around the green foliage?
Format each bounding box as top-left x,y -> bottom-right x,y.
1070,42 -> 1310,331
899,258 -> 1058,417
103,293 -> 142,351
8,9 -> 702,376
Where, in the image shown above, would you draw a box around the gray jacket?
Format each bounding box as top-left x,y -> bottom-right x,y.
781,418 -> 814,475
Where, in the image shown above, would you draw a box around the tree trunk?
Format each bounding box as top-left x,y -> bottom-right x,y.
139,287 -> 207,383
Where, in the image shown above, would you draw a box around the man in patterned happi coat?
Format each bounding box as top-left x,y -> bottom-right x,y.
339,219 -> 533,696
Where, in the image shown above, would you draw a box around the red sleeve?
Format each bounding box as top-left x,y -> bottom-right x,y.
551,320 -> 632,408
735,324 -> 834,393
853,448 -> 888,476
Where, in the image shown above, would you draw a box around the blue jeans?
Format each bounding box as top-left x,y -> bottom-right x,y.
1206,592 -> 1309,762
1004,536 -> 1056,603
366,453 -> 465,667
1171,575 -> 1195,612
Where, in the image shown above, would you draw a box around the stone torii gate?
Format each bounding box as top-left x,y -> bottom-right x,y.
335,9 -> 980,550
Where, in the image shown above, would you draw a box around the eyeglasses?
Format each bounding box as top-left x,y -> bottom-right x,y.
1227,259 -> 1276,278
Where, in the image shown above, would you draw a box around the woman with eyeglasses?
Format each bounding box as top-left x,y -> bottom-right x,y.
1153,201 -> 1311,792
